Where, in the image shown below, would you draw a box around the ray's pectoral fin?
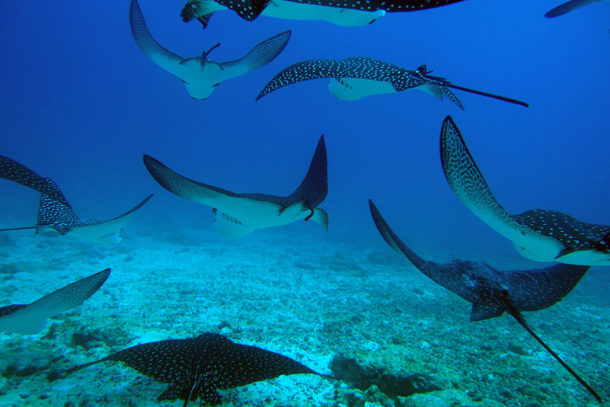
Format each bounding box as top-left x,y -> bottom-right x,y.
440,116 -> 531,240
219,30 -> 291,79
545,0 -> 603,17
470,300 -> 504,322
288,135 -> 328,210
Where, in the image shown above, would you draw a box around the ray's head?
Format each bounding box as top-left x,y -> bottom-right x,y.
181,0 -> 199,21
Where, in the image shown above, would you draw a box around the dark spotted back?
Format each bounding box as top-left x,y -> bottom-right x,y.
35,179 -> 81,235
513,209 -> 610,252
0,155 -> 68,204
214,0 -> 270,20
257,57 -> 424,100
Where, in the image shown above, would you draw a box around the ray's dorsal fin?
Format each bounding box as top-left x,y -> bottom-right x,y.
494,292 -> 602,403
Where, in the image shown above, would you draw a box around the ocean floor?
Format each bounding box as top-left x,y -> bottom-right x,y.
0,223 -> 608,407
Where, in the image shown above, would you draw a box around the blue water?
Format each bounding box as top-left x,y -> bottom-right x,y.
0,0 -> 609,405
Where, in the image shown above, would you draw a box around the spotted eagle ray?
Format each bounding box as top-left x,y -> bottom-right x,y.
143,135 -> 328,237
545,0 -> 607,17
181,0 -> 464,29
256,58 -> 529,109
130,0 -> 291,100
70,332 -> 325,406
368,200 -> 601,402
0,155 -> 152,243
0,268 -> 110,334
440,116 -> 610,266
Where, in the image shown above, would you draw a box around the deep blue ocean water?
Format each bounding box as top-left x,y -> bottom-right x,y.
1,0 -> 608,251
0,0 -> 609,405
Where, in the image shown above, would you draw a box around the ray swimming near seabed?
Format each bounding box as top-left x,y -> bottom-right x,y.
368,200 -> 601,402
0,269 -> 110,334
180,0 -> 464,28
0,155 -> 152,243
440,116 -> 610,265
257,58 -> 529,108
69,332 -> 326,406
130,0 -> 291,100
143,135 -> 328,237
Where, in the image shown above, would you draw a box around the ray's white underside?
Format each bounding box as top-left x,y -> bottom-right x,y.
189,190 -> 326,237
327,78 -> 396,100
470,205 -> 610,265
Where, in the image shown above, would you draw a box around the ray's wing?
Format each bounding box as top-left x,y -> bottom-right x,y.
200,333 -> 319,390
257,57 -> 400,100
369,199 -> 488,307
0,304 -> 28,318
368,200 -> 428,271
257,59 -> 345,100
501,263 -> 589,311
371,0 -> 464,12
439,116 -> 530,238
105,338 -> 199,383
0,269 -> 110,334
219,31 -> 291,80
69,194 -> 153,242
142,154 -> 280,224
143,154 -> 242,205
0,156 -> 67,203
130,0 -> 186,79
545,0 -> 603,17
286,135 -> 328,209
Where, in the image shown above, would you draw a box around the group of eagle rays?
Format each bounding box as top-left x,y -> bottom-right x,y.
1,0 -> 608,405
1,116 -> 608,404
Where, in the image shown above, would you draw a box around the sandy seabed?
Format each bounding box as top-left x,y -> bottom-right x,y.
0,223 -> 608,407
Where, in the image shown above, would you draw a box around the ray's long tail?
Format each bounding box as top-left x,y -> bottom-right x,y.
0,226 -> 39,232
442,83 -> 529,107
501,300 -> 602,402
